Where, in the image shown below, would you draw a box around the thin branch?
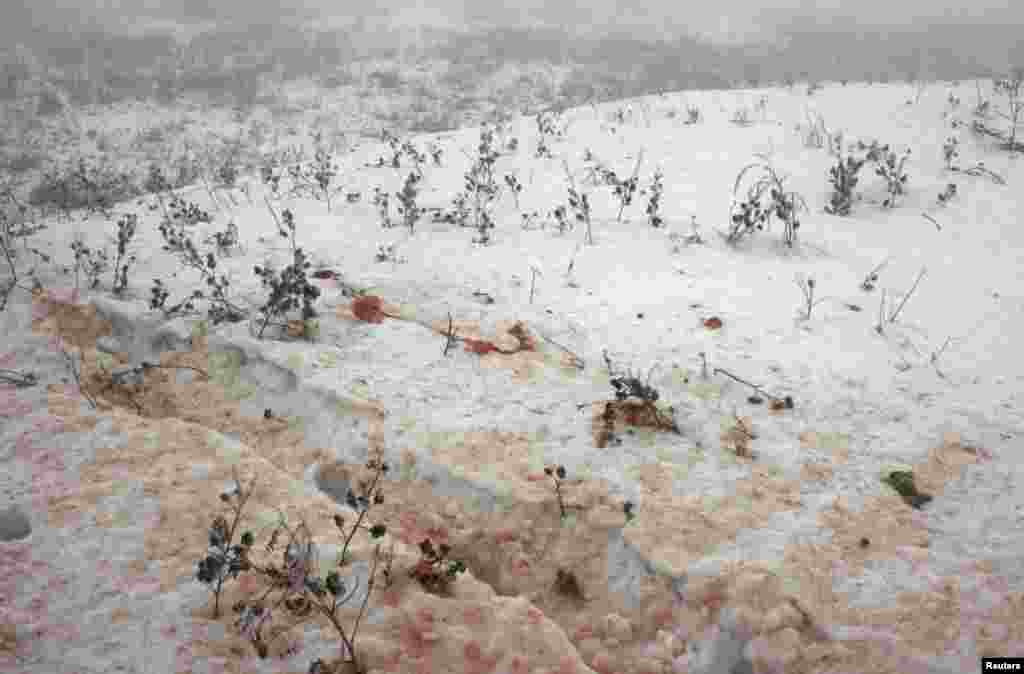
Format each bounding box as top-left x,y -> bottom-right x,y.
348,544 -> 380,656
339,464 -> 386,558
198,171 -> 226,215
958,163 -> 1006,184
930,336 -> 953,379
263,195 -> 282,231
888,267 -> 927,323
538,332 -> 585,370
712,366 -> 779,401
334,574 -> 362,609
59,343 -> 98,410
875,289 -> 887,335
139,361 -> 210,379
442,312 -> 456,357
920,212 -> 942,231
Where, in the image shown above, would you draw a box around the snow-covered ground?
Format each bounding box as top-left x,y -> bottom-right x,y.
2,80 -> 1022,674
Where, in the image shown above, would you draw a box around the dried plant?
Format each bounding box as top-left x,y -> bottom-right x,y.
726,159 -> 805,247
795,274 -> 828,320
645,169 -> 665,228
561,160 -> 594,245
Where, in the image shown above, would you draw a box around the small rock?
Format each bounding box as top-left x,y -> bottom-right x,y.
0,504 -> 32,541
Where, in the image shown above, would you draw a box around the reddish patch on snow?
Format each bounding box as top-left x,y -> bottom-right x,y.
415,607 -> 435,626
379,589 -> 402,608
509,655 -> 530,674
464,338 -> 498,355
573,623 -> 595,641
467,653 -> 500,674
556,656 -> 579,674
590,653 -> 613,673
423,525 -> 449,544
352,295 -> 386,323
703,316 -> 723,329
463,640 -> 483,661
237,572 -> 261,595
652,605 -> 676,628
396,511 -> 424,544
511,557 -> 531,576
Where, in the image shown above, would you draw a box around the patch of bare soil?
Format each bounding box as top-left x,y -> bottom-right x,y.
17,288 -> 1023,674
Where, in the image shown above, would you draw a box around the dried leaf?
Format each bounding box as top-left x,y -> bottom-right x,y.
352,295 -> 386,323
703,317 -> 723,330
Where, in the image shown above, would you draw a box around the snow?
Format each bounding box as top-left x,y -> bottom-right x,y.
2,80 -> 1023,673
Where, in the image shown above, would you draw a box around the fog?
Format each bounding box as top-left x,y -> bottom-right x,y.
276,0 -> 1024,39
2,0 -> 1020,112
7,0 -> 1023,44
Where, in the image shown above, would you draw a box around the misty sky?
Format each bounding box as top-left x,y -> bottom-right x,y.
9,0 -> 1024,45
324,0 -> 1024,41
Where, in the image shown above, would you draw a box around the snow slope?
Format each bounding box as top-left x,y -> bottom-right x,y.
2,80 -> 1022,674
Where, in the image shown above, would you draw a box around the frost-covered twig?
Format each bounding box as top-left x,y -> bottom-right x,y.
888,267 -> 927,323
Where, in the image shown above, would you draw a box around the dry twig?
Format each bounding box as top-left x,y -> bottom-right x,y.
888,267 -> 927,323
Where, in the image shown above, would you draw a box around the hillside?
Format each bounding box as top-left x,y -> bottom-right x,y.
1,79 -> 1023,674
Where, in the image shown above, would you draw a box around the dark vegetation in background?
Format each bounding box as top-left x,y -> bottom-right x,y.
1,12 -> 1021,115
